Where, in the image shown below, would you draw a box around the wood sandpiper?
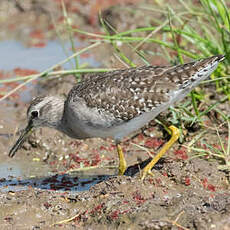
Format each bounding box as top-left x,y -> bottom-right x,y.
9,55 -> 225,180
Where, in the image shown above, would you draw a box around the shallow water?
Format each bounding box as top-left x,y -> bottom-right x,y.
0,160 -> 110,193
0,40 -> 100,71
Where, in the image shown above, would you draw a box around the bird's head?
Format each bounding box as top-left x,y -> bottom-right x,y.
9,96 -> 64,157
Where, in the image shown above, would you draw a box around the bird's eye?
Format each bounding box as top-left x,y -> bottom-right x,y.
31,110 -> 39,118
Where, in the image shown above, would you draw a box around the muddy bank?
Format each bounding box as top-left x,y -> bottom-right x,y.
0,0 -> 230,229
1,158 -> 230,229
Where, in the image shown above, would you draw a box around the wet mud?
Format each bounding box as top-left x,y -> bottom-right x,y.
0,0 -> 230,229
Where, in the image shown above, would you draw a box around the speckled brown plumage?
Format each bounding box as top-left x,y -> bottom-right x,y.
67,55 -> 224,122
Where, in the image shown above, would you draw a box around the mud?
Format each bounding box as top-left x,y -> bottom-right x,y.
0,0 -> 230,229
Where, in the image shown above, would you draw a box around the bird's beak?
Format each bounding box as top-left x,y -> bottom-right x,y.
8,119 -> 33,158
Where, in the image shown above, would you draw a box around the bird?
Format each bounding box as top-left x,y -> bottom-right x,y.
8,55 -> 225,180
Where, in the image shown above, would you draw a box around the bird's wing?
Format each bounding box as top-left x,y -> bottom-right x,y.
67,55 -> 224,123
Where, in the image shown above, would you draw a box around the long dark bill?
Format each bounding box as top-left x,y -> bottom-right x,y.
8,120 -> 33,158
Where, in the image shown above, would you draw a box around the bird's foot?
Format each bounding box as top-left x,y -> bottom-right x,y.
141,166 -> 155,180
118,163 -> 127,175
141,125 -> 180,180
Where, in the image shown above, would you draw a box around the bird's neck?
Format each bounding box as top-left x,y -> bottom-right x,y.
43,96 -> 66,130
50,98 -> 76,137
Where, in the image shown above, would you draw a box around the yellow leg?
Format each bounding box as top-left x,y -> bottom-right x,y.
117,144 -> 127,175
141,125 -> 180,180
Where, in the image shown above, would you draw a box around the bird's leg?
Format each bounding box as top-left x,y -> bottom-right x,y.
116,142 -> 127,175
141,125 -> 180,180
